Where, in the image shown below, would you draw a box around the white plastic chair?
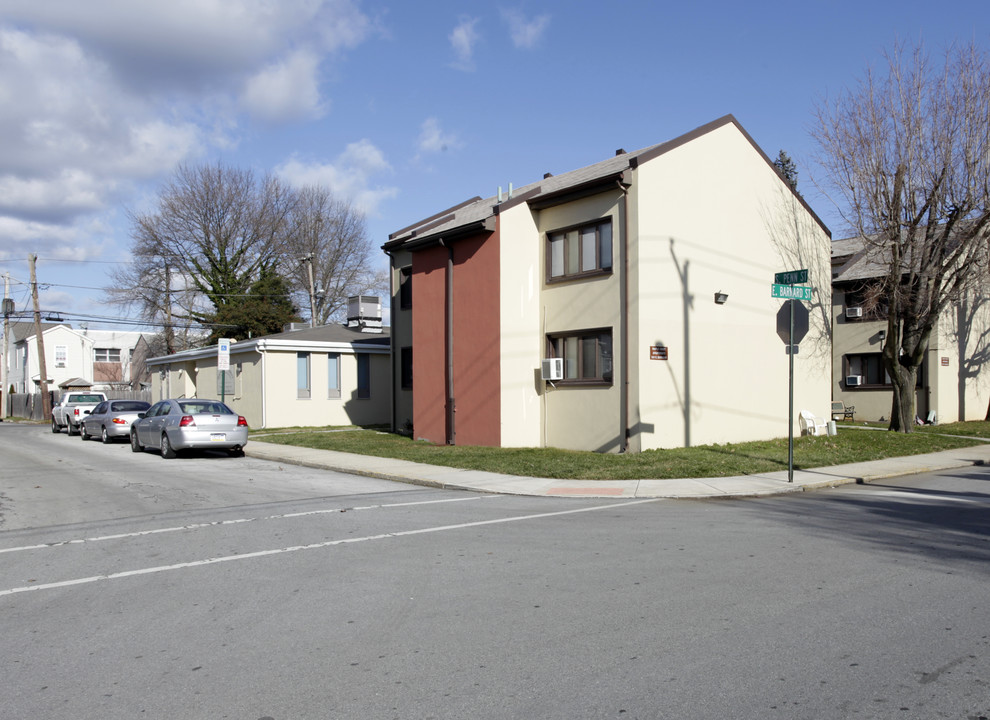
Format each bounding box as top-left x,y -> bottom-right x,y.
799,410 -> 828,436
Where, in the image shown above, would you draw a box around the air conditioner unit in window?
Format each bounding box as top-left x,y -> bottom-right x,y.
845,307 -> 863,319
846,375 -> 863,386
541,358 -> 563,381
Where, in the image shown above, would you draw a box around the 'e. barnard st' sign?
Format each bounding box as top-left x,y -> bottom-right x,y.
771,284 -> 812,301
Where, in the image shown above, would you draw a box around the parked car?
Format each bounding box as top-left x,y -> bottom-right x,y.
51,391 -> 108,435
81,400 -> 151,444
130,398 -> 249,458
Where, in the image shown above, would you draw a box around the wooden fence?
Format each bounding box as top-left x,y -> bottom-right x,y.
4,390 -> 152,422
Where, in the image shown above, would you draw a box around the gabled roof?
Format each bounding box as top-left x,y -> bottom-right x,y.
384,114 -> 828,252
257,324 -> 389,345
831,235 -> 884,283
8,321 -> 68,343
830,223 -> 978,284
146,324 -> 390,365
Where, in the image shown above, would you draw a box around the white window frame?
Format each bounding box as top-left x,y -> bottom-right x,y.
327,352 -> 341,399
297,352 -> 311,399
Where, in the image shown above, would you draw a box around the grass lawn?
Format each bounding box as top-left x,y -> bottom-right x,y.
252,421 -> 990,480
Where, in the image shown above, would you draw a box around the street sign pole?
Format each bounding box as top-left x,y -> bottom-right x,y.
218,339 -> 231,404
788,299 -> 794,482
774,272 -> 808,483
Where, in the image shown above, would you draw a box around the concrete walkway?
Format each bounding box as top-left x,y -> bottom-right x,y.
244,440 -> 990,499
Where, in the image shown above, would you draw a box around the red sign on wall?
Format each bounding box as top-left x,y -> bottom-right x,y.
650,345 -> 668,360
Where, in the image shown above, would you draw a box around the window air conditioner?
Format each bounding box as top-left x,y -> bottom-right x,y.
541,358 -> 564,381
845,307 -> 863,319
846,375 -> 863,387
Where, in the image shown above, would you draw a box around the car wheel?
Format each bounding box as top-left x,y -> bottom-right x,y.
161,433 -> 178,459
228,447 -> 245,458
101,427 -> 111,444
130,431 -> 143,453
67,422 -> 77,436
80,425 -> 89,441
52,417 -> 60,433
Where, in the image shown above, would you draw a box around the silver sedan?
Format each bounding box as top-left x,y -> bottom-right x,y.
81,399 -> 151,444
130,398 -> 249,458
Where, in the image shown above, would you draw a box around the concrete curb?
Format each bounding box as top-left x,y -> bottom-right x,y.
243,440 -> 990,499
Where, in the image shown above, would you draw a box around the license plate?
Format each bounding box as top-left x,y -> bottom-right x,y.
210,433 -> 226,441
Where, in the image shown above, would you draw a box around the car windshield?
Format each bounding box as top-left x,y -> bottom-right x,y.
178,400 -> 232,415
111,401 -> 149,412
70,395 -> 104,403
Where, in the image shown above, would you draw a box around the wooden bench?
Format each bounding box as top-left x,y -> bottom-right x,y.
831,401 -> 855,421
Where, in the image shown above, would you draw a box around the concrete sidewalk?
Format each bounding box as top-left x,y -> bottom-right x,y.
244,440 -> 990,499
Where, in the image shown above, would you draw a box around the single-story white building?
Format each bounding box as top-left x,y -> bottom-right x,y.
146,323 -> 391,429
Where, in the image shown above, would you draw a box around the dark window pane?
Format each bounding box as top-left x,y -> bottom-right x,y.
581,337 -> 597,378
401,347 -> 413,390
399,267 -> 412,310
599,222 -> 612,269
357,354 -> 371,398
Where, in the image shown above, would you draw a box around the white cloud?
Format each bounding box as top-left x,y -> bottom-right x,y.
276,140 -> 399,216
449,17 -> 480,71
1,0 -> 373,89
242,49 -> 326,124
0,0 -> 377,267
417,117 -> 462,154
501,9 -> 550,49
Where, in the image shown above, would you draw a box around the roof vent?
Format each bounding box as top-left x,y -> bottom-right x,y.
615,148 -> 626,156
347,296 -> 383,333
544,172 -> 553,179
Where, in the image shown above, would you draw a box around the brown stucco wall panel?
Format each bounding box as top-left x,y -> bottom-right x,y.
409,230 -> 501,447
411,247 -> 449,444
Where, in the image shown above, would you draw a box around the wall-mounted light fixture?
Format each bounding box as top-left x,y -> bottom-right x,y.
714,292 -> 729,305
878,329 -> 886,343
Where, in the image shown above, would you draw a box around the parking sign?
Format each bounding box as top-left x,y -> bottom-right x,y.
218,339 -> 231,371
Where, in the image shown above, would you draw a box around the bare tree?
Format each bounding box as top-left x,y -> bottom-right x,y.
813,41 -> 990,431
284,185 -> 385,326
109,162 -> 298,347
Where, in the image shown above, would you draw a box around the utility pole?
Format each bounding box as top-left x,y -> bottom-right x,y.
164,262 -> 175,355
1,272 -> 10,421
301,254 -> 317,327
29,255 -> 52,420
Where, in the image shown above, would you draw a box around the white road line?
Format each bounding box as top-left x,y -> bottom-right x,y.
860,489 -> 985,504
0,495 -> 495,556
0,499 -> 658,597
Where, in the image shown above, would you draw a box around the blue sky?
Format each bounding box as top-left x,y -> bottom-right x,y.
0,0 -> 987,330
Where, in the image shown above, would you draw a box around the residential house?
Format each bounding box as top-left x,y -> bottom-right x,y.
146,303 -> 391,429
7,323 -> 150,393
831,236 -> 990,423
384,115 -> 832,452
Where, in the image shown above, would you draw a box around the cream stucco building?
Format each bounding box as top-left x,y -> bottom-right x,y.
831,236 -> 990,423
385,115 -> 833,452
146,323 -> 391,430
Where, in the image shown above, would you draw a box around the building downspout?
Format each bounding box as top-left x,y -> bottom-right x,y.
439,238 -> 456,445
259,341 -> 267,429
385,250 -> 397,434
617,179 -> 631,453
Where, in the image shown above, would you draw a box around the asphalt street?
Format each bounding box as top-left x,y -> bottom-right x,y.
1,423 -> 989,719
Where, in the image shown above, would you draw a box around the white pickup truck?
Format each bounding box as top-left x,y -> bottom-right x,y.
52,391 -> 108,435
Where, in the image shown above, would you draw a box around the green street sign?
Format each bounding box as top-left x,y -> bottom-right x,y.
772,284 -> 812,301
774,269 -> 808,285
